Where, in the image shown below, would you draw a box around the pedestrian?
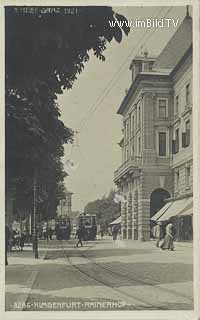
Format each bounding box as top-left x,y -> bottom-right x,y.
154,222 -> 163,248
100,230 -> 104,238
5,225 -> 11,265
48,227 -> 53,240
20,232 -> 25,251
12,229 -> 20,250
55,223 -> 60,240
76,227 -> 84,247
43,224 -> 47,240
160,222 -> 175,251
112,225 -> 118,241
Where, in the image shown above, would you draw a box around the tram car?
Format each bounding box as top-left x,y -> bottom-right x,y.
55,215 -> 71,240
77,213 -> 97,240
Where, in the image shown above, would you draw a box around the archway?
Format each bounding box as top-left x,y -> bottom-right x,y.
150,188 -> 170,218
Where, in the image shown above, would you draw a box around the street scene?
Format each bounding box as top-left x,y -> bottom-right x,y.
5,4 -> 195,314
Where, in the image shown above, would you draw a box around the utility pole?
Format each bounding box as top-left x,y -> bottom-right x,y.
32,174 -> 39,258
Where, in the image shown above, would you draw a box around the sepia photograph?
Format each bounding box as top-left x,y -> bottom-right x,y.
2,1 -> 200,319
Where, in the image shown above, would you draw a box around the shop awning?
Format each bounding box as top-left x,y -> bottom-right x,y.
151,201 -> 173,221
157,197 -> 191,222
178,198 -> 193,216
110,216 -> 121,225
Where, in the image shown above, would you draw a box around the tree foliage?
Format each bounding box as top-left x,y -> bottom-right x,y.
6,6 -> 130,96
84,190 -> 120,225
5,6 -> 129,221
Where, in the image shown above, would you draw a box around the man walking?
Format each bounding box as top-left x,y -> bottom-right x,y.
76,226 -> 84,247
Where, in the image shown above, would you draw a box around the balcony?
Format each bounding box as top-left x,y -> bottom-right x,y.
114,156 -> 142,183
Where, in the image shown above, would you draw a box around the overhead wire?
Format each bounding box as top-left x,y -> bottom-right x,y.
77,6 -> 173,132
65,6 -> 175,202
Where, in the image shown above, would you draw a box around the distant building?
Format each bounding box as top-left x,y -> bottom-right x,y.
114,13 -> 192,241
57,189 -> 73,217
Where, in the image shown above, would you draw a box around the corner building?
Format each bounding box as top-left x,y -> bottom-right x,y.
114,14 -> 192,241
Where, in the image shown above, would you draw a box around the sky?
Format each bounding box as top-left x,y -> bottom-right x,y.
57,6 -> 187,212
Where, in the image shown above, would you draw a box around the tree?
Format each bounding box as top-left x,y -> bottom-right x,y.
84,189 -> 120,225
5,6 -> 130,224
6,6 -> 130,96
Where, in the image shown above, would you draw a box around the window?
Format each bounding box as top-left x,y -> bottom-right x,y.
185,120 -> 190,146
185,166 -> 190,187
129,116 -> 132,137
138,106 -> 141,127
124,122 -> 126,143
175,95 -> 179,114
126,149 -> 129,161
126,121 -> 129,143
132,141 -> 134,156
176,171 -> 180,191
132,115 -> 134,134
182,120 -> 190,148
158,132 -> 167,156
135,106 -> 137,128
158,99 -> 167,118
138,136 -> 141,155
175,128 -> 179,153
186,84 -> 190,106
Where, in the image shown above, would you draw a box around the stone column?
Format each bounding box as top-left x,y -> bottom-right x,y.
127,192 -> 132,239
121,199 -> 127,239
132,190 -> 139,240
138,197 -> 150,241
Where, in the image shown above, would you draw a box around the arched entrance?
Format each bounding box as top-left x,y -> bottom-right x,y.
150,188 -> 170,218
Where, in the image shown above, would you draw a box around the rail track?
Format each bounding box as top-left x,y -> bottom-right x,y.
59,240 -> 193,310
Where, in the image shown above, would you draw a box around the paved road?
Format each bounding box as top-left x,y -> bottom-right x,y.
5,237 -> 193,311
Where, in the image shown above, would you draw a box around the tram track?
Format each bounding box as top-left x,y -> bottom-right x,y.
57,241 -> 193,310
79,245 -> 193,304
59,240 -> 159,309
58,239 -> 193,309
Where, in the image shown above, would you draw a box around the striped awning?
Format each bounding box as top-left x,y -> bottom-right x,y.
110,216 -> 121,225
157,197 -> 192,222
178,198 -> 193,216
151,201 -> 173,221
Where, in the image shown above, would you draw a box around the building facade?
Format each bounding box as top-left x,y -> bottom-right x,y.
57,189 -> 73,218
114,14 -> 192,241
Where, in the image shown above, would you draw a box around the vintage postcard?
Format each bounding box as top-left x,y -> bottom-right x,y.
1,0 -> 200,319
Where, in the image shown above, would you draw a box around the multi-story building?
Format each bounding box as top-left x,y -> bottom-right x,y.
114,12 -> 192,241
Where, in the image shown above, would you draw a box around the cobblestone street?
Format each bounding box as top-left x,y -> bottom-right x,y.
5,237 -> 193,311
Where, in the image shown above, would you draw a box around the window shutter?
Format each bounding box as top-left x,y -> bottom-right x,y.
182,132 -> 186,148
172,140 -> 176,154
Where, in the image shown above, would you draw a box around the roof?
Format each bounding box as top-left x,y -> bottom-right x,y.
154,15 -> 192,70
117,72 -> 170,115
116,15 -> 192,116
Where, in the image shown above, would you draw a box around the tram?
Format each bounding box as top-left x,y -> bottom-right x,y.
77,213 -> 97,240
55,215 -> 71,240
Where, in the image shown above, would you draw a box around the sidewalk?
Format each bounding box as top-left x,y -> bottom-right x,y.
6,242 -> 49,310
7,241 -> 49,265
109,236 -> 193,248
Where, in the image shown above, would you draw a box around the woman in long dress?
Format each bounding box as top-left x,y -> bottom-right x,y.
160,223 -> 175,251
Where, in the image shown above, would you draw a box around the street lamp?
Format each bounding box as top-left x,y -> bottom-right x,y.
32,174 -> 39,258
